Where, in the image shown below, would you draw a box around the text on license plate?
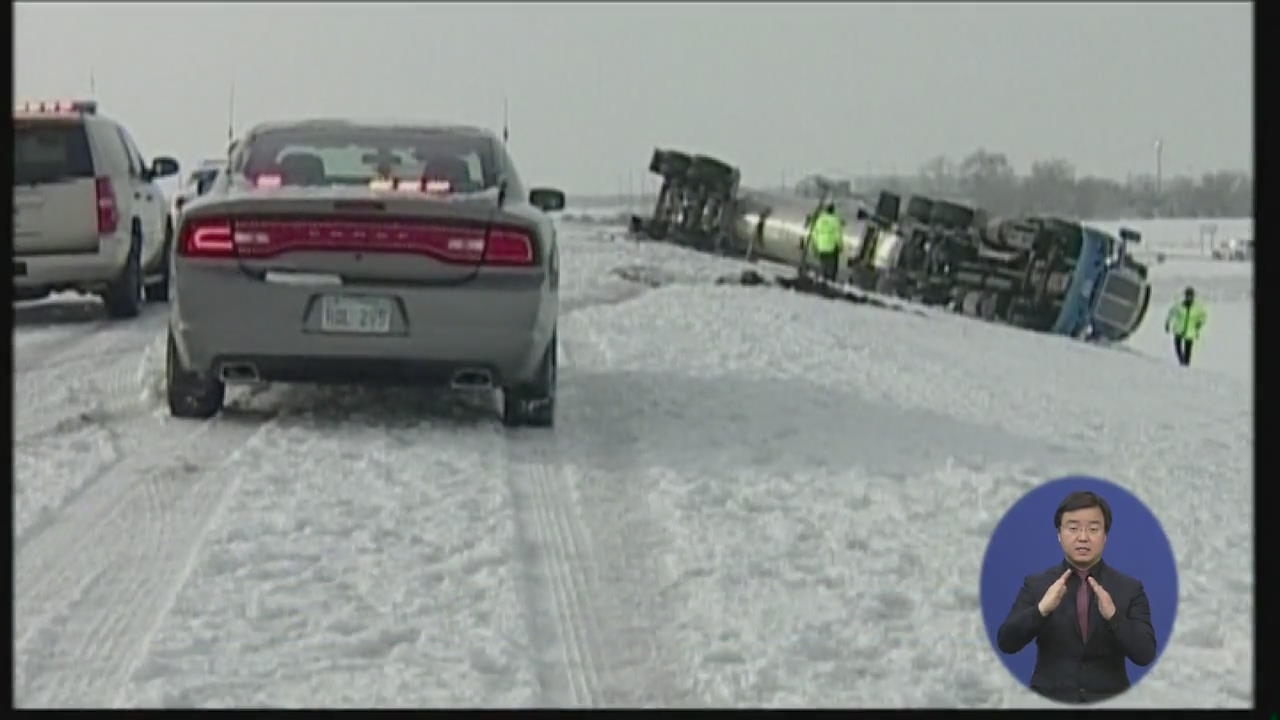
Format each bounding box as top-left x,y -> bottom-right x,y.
319,295 -> 394,334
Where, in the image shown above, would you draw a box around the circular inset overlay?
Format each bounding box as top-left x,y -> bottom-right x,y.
979,475 -> 1178,702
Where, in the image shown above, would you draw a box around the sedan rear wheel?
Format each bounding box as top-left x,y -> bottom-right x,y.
166,330 -> 225,419
502,332 -> 557,428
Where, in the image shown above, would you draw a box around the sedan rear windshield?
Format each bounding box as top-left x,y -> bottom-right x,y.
239,128 -> 499,192
14,121 -> 95,185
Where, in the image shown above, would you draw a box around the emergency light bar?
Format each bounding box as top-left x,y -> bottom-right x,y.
255,174 -> 283,189
14,99 -> 98,115
247,175 -> 456,193
367,178 -> 453,193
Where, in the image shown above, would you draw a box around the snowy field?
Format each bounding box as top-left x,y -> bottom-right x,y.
13,216 -> 1252,708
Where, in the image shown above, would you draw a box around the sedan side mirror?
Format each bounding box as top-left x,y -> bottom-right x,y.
530,187 -> 566,213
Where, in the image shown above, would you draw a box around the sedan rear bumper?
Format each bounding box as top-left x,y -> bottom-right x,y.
210,354 -> 511,387
171,261 -> 556,387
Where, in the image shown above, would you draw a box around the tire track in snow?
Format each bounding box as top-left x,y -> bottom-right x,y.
554,327 -> 692,706
498,325 -> 612,706
13,309 -> 168,444
503,433 -> 605,707
13,421 -> 127,552
12,313 -> 112,370
13,303 -> 168,374
499,327 -> 688,707
559,281 -> 652,316
13,410 -> 278,708
108,410 -> 282,709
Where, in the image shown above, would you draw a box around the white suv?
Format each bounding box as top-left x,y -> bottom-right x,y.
14,100 -> 180,316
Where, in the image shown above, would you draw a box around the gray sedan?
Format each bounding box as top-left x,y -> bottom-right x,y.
167,120 -> 564,427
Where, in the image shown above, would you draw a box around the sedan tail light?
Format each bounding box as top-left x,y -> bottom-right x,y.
483,228 -> 535,265
177,217 -> 536,266
178,218 -> 234,257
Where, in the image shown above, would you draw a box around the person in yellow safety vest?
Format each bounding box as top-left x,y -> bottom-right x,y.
808,203 -> 844,281
1165,286 -> 1208,367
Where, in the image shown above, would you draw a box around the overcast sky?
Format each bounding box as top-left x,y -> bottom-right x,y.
16,2 -> 1252,194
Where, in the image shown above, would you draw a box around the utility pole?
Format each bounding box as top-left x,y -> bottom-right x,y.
1154,138 -> 1163,195
227,82 -> 235,144
1154,138 -> 1163,218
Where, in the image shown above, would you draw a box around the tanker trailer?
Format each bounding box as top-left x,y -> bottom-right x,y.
635,148 -> 870,277
730,189 -> 872,278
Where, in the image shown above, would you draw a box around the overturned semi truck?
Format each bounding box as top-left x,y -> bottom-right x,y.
630,148 -> 1152,343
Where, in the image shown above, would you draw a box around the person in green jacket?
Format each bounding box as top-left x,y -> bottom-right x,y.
808,203 -> 844,282
1165,286 -> 1208,367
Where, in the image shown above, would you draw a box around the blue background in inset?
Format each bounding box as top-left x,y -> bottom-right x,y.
979,475 -> 1178,689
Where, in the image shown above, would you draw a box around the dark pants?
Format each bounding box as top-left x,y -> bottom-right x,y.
817,252 -> 839,281
1174,336 -> 1194,366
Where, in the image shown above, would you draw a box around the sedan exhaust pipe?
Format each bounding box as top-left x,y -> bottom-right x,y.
450,368 -> 494,390
219,362 -> 261,383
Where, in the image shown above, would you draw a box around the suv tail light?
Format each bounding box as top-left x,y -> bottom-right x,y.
178,217 -> 536,266
95,176 -> 119,235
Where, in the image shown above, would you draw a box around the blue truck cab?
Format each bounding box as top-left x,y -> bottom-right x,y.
1050,224 -> 1151,342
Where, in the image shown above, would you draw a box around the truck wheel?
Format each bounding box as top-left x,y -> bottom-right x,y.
930,200 -> 975,229
102,228 -> 143,319
166,330 -> 224,418
15,287 -> 51,302
979,292 -> 1001,320
659,152 -> 692,178
689,156 -> 735,193
502,332 -> 557,428
874,273 -> 899,296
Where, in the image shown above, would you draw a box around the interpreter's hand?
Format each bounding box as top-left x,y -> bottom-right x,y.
1088,576 -> 1116,620
1038,569 -> 1073,617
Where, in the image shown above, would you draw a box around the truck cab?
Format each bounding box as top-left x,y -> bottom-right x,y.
1054,225 -> 1151,342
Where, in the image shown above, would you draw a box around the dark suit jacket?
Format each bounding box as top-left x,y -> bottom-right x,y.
996,558 -> 1157,704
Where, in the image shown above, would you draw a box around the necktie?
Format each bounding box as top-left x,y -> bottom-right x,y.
1076,569 -> 1090,640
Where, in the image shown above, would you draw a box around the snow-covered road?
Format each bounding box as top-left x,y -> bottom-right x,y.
13,220 -> 1252,708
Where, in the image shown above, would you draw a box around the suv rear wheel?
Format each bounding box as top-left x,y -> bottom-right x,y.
102,228 -> 143,318
144,221 -> 172,302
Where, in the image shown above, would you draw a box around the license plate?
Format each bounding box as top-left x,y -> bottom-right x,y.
319,295 -> 393,334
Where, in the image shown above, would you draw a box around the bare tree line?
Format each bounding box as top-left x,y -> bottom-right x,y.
844,149 -> 1252,220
